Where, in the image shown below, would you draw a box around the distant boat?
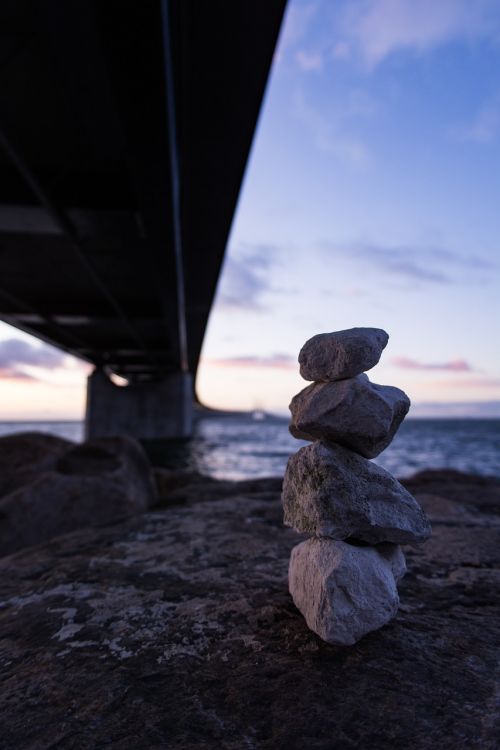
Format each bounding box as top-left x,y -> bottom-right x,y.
251,409 -> 266,421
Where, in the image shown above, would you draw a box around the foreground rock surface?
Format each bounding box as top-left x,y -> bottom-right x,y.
299,327 -> 389,381
289,539 -> 404,645
289,374 -> 410,457
0,469 -> 499,749
283,442 -> 431,544
0,436 -> 155,556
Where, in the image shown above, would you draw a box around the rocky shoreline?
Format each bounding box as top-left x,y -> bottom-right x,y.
0,433 -> 499,749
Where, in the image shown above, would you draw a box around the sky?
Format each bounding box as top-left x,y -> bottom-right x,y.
1,0 -> 500,419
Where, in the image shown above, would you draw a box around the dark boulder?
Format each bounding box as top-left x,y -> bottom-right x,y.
0,435 -> 155,556
0,432 -> 74,497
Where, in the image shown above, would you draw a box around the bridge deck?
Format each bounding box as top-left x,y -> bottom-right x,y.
0,0 -> 286,383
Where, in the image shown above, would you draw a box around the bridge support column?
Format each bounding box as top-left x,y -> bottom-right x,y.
85,369 -> 192,440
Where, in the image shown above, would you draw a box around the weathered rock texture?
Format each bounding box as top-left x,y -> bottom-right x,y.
289,538 -> 404,645
299,327 -> 389,382
289,374 -> 410,457
282,442 -> 431,544
0,470 -> 498,749
0,436 -> 155,557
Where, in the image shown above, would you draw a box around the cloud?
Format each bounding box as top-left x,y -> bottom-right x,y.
428,376 -> 500,389
452,95 -> 500,144
0,367 -> 36,381
296,50 -> 324,71
0,338 -> 66,380
215,247 -> 277,311
332,41 -> 351,61
278,2 -> 319,54
339,0 -> 497,69
320,240 -> 496,286
392,357 -> 473,372
274,2 -> 318,61
294,89 -> 372,167
203,353 -> 296,370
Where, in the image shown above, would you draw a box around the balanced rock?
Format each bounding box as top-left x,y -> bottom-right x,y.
289,374 -> 410,458
289,538 -> 403,645
299,327 -> 389,382
282,441 -> 431,544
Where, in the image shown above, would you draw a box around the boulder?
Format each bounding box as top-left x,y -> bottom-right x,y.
289,374 -> 410,457
0,432 -> 74,498
282,441 -> 431,544
299,327 -> 389,382
289,538 -> 402,645
0,436 -> 155,557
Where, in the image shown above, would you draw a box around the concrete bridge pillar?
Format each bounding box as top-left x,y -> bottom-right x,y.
85,368 -> 192,440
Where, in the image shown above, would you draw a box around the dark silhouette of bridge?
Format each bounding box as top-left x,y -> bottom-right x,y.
0,0 -> 286,437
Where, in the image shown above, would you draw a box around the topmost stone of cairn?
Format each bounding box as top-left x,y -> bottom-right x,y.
299,327 -> 389,382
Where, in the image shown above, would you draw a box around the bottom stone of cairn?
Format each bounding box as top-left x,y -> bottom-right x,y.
289,538 -> 406,646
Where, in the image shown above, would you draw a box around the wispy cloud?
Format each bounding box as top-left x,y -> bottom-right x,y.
215,246 -> 277,311
296,50 -> 324,71
425,376 -> 500,389
332,41 -> 351,61
339,0 -> 497,69
320,240 -> 496,286
392,357 -> 473,372
0,367 -> 35,381
278,2 -> 319,54
294,88 -> 373,167
203,353 -> 296,370
0,338 -> 66,380
452,94 -> 500,144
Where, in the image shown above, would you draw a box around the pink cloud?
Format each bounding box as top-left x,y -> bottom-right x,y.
203,354 -> 296,370
0,338 -> 89,383
392,357 -> 473,372
0,366 -> 36,381
427,377 -> 500,389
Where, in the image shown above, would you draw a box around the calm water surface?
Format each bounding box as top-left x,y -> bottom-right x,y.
0,416 -> 498,480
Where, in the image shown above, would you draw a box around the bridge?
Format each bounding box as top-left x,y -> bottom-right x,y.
0,0 -> 286,438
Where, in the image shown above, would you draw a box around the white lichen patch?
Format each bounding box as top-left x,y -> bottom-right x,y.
102,638 -> 134,660
49,607 -> 84,642
0,582 -> 95,610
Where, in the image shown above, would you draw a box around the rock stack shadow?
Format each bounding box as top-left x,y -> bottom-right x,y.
282,327 -> 431,646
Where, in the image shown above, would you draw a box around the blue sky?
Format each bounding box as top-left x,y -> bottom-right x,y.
0,0 -> 499,418
197,0 -> 500,415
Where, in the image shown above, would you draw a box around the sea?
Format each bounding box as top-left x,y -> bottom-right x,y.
0,415 -> 499,481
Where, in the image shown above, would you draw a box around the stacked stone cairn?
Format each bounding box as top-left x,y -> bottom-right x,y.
282,327 -> 431,646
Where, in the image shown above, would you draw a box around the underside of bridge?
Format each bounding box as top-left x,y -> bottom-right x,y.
0,0 -> 286,437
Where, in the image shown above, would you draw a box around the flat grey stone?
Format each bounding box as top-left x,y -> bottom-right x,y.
299,327 -> 389,381
282,442 -> 431,544
289,538 -> 402,645
289,374 -> 410,457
